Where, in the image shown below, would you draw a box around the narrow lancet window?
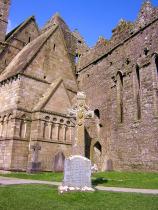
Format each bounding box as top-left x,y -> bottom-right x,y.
154,55 -> 158,116
117,72 -> 124,123
136,65 -> 141,120
155,55 -> 158,76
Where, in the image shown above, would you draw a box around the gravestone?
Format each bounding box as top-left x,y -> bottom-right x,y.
53,152 -> 65,172
58,155 -> 94,193
27,143 -> 41,173
104,159 -> 113,171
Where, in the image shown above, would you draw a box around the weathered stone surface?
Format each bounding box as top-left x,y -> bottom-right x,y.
0,16 -> 39,74
59,155 -> 94,193
0,1 -> 157,172
77,1 -> 158,172
68,92 -> 94,156
0,0 -> 10,43
53,152 -> 65,172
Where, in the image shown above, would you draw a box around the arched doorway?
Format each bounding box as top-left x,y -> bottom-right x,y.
92,141 -> 102,169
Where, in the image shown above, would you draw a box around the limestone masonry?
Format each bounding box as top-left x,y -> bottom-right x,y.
0,0 -> 157,172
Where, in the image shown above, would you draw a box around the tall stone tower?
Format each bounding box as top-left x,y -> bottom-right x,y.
0,0 -> 10,42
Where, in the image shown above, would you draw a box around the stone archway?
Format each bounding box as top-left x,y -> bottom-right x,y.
53,152 -> 65,172
91,141 -> 102,170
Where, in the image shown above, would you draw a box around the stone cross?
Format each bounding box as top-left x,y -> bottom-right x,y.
68,92 -> 94,156
31,143 -> 41,163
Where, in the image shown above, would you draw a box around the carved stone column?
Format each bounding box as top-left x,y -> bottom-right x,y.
20,120 -> 27,139
0,120 -> 3,138
52,124 -> 59,141
13,118 -> 21,139
43,122 -> 50,140
38,120 -> 45,140
48,122 -> 52,139
7,117 -> 13,138
66,126 -> 72,143
60,125 -> 66,142
2,117 -> 8,138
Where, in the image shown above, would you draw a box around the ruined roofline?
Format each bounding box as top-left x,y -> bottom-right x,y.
0,26 -> 58,83
78,15 -> 158,72
77,1 -> 158,71
41,12 -> 70,33
0,16 -> 39,55
5,16 -> 39,42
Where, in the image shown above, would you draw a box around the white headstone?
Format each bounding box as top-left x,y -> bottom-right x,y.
58,155 -> 94,193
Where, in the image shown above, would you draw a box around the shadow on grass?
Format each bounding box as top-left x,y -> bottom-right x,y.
92,177 -> 108,186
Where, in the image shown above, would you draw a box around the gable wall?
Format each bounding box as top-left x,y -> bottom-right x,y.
0,19 -> 39,73
18,75 -> 49,111
25,28 -> 76,84
44,82 -> 71,113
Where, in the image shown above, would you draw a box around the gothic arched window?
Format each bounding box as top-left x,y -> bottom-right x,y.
94,109 -> 100,119
94,141 -> 102,154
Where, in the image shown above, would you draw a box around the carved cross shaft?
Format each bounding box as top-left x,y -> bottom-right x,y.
31,143 -> 41,163
68,92 -> 94,156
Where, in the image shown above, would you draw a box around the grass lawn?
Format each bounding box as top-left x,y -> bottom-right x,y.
0,184 -> 158,210
1,171 -> 158,189
0,172 -> 63,182
92,171 -> 158,189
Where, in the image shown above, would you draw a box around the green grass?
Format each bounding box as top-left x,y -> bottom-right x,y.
92,171 -> 158,189
0,185 -> 158,210
1,171 -> 158,189
0,172 -> 63,182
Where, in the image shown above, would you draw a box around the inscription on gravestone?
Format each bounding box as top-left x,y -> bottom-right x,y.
59,155 -> 94,193
63,156 -> 91,188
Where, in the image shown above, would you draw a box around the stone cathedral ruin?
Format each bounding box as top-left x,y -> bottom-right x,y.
0,0 -> 158,172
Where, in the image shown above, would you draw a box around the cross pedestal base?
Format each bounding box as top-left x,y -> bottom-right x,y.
27,162 -> 41,173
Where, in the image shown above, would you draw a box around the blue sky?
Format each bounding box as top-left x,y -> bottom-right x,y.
8,0 -> 158,47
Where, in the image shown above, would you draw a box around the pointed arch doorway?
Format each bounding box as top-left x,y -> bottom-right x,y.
90,140 -> 102,170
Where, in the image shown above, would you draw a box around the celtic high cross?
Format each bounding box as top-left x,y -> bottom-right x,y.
68,92 -> 94,156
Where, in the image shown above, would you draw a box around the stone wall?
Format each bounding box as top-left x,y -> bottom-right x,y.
0,75 -> 20,113
0,104 -> 75,171
1,0 -> 158,172
28,112 -> 74,171
0,140 -> 13,170
18,75 -> 49,111
78,3 -> 158,172
11,140 -> 29,171
0,0 -> 10,43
